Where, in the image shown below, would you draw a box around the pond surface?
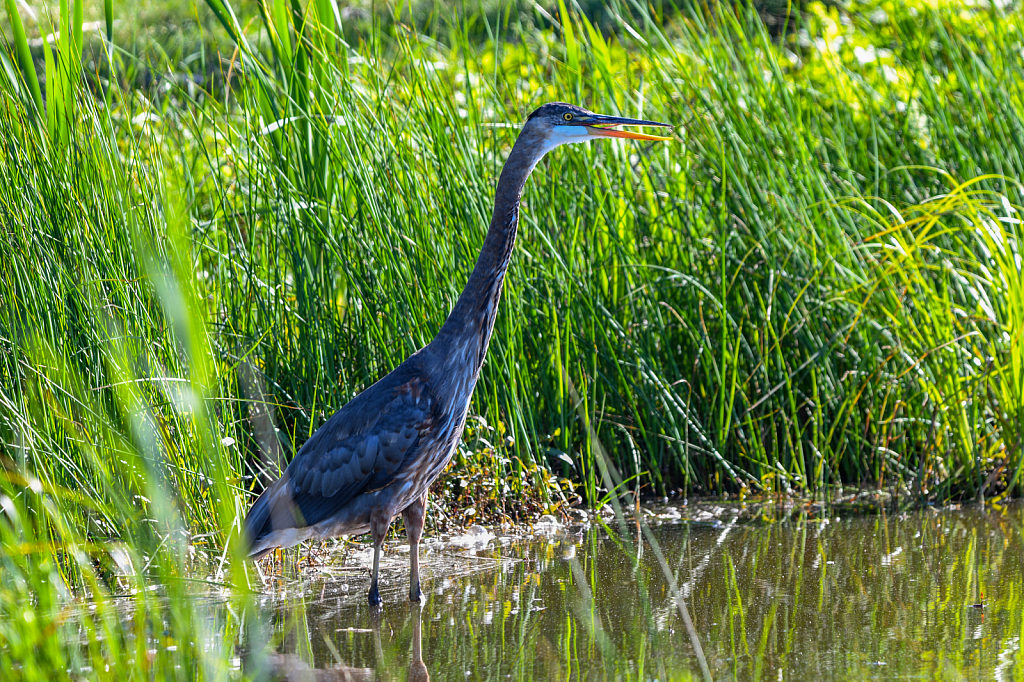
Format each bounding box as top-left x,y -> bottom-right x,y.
248,502 -> 1024,681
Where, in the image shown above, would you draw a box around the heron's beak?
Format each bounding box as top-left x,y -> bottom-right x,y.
584,114 -> 673,142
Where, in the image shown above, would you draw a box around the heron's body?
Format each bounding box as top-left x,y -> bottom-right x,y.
243,103 -> 670,604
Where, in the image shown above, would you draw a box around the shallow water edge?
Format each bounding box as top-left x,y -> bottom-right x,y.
224,501 -> 1024,681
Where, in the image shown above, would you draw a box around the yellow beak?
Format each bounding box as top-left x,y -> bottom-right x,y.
586,126 -> 673,142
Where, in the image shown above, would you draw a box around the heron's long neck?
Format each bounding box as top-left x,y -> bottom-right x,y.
432,133 -> 544,379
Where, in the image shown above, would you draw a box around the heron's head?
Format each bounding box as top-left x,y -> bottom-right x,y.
523,102 -> 672,155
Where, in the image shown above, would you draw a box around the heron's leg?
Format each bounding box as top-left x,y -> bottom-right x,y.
368,538 -> 383,606
402,493 -> 428,602
368,511 -> 391,606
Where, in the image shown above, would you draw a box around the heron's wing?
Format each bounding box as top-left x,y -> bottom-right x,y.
288,375 -> 435,524
244,374 -> 436,549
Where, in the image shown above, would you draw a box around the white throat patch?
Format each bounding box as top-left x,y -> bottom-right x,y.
542,125 -> 590,153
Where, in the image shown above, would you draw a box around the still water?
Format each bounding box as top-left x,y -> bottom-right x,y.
248,503 -> 1024,681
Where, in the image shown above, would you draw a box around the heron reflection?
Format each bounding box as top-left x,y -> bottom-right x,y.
257,604 -> 429,682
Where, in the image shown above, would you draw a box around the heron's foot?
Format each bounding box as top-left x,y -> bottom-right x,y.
368,583 -> 383,607
409,583 -> 422,603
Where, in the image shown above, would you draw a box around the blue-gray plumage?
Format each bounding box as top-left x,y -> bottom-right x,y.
242,102 -> 671,605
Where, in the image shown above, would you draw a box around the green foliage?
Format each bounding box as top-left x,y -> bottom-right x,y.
3,0 -> 85,142
2,0 -> 42,115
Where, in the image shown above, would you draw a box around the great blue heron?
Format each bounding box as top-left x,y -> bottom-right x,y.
243,102 -> 671,605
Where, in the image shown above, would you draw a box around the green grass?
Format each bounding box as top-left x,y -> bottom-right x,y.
0,0 -> 1023,676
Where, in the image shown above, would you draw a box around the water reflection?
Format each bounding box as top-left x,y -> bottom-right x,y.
408,605 -> 429,682
250,605 -> 429,681
250,503 -> 1024,681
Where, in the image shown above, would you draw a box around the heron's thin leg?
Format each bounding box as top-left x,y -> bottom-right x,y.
403,493 -> 428,602
368,514 -> 389,606
368,538 -> 383,606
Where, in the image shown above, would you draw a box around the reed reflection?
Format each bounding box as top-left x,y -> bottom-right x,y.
251,503 -> 1024,681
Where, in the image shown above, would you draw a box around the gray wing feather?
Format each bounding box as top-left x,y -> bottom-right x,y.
243,370 -> 437,549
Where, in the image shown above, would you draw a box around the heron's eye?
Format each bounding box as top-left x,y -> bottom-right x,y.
563,113 -> 574,121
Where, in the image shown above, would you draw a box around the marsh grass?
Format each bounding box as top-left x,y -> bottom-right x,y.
0,0 -> 1023,676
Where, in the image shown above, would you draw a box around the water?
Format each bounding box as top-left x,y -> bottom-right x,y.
247,503 -> 1024,681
